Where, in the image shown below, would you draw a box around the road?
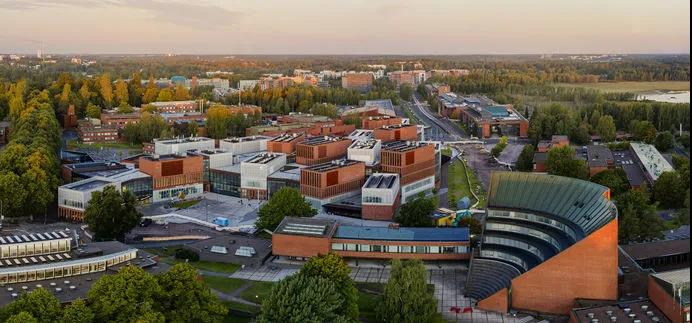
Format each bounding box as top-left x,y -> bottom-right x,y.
409,94 -> 465,141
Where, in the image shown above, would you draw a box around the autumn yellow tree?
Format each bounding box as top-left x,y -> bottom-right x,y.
156,89 -> 173,102
114,79 -> 129,106
173,84 -> 190,101
142,77 -> 159,104
99,74 -> 114,108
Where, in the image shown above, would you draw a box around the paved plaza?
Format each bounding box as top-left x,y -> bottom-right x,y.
140,193 -> 262,228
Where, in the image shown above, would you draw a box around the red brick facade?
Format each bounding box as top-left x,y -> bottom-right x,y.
296,138 -> 352,166
373,125 -> 418,143
361,193 -> 400,221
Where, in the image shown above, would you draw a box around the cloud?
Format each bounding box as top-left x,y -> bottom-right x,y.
0,0 -> 240,29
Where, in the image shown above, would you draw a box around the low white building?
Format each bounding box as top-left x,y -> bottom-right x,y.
401,175 -> 436,204
240,153 -> 287,199
58,177 -> 122,219
238,80 -> 259,91
188,149 -> 233,169
347,139 -> 381,167
219,136 -> 270,156
630,142 -> 675,184
154,137 -> 215,155
362,173 -> 400,206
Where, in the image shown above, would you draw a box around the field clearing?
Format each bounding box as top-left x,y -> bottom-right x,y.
556,81 -> 690,93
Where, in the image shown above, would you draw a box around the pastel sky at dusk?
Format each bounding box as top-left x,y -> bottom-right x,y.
0,0 -> 689,54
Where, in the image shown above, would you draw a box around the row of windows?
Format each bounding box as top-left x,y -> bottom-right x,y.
157,186 -> 200,200
362,196 -> 383,203
403,177 -> 433,193
331,243 -> 468,254
0,241 -> 70,259
485,222 -> 562,251
480,249 -> 529,271
483,236 -> 546,261
487,210 -> 578,241
404,188 -> 433,203
61,199 -> 83,209
0,251 -> 135,284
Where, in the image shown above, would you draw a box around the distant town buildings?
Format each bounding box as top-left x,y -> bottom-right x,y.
341,72 -> 373,92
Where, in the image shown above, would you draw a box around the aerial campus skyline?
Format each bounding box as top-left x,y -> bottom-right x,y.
0,0 -> 689,55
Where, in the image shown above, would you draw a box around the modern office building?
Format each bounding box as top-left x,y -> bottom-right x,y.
466,172 -> 618,315
630,142 -> 674,185
347,139 -> 381,169
267,133 -> 305,155
295,136 -> 352,166
361,173 -> 400,221
186,149 -> 233,191
267,164 -> 303,197
361,116 -> 403,130
272,217 -> 470,260
239,153 -> 287,199
373,124 -> 418,143
300,159 -> 365,208
341,72 -> 373,92
138,154 -> 204,203
153,137 -> 215,155
380,141 -> 437,203
437,94 -> 528,138
569,299 -> 671,323
219,135 -> 271,155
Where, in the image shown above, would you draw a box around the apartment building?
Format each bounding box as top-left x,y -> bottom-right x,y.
380,141 -> 436,203
341,72 -> 373,92
296,136 -> 352,166
77,123 -> 119,144
148,100 -> 201,113
100,112 -> 141,128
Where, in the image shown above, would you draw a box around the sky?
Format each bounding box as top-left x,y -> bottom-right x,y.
0,0 -> 689,55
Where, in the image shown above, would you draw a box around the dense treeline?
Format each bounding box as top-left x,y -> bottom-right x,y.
0,84 -> 61,218
227,81 -> 399,115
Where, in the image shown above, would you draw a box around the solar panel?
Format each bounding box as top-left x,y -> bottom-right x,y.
5,236 -> 13,243
59,231 -> 69,238
0,237 -> 6,244
4,260 -> 11,266
36,233 -> 46,240
282,223 -> 327,236
21,235 -> 30,242
47,255 -> 55,261
55,254 -> 63,260
13,259 -> 20,265
29,234 -> 38,241
30,257 -> 38,263
63,253 -> 71,259
21,258 -> 29,264
38,256 -> 46,262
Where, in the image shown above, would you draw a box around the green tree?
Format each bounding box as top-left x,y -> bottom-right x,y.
653,171 -> 685,209
5,312 -> 38,323
300,253 -> 358,321
87,266 -> 164,323
0,288 -> 62,323
616,188 -> 664,243
128,73 -> 144,107
257,275 -> 348,323
515,144 -> 535,172
377,259 -> 437,323
117,102 -> 134,114
83,185 -> 142,241
156,89 -> 173,102
458,216 -> 482,235
569,123 -> 590,145
396,194 -> 436,227
490,136 -> 509,158
596,115 -> 616,143
256,187 -> 316,231
310,103 -> 338,118
0,171 -> 28,218
630,120 -> 657,144
60,300 -> 94,323
545,146 -> 589,180
85,103 -> 101,118
590,168 -> 630,198
654,131 -> 674,152
157,263 -> 227,323
399,84 -> 413,101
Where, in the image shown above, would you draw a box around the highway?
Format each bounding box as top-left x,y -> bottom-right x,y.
409,94 -> 465,141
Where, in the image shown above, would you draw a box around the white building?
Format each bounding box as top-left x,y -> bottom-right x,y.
347,139 -> 381,167
219,136 -> 270,156
401,175 -> 436,203
240,153 -> 287,199
362,173 -> 400,206
153,137 -> 215,155
238,80 -> 259,90
58,177 -> 122,217
189,149 -> 233,169
630,142 -> 675,184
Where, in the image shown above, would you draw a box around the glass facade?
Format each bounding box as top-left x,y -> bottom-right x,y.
209,170 -> 241,197
0,239 -> 71,259
122,177 -> 153,199
487,209 -> 579,241
267,179 -> 299,198
331,243 -> 467,254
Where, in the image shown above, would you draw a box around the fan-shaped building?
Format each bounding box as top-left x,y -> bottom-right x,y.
466,172 -> 619,314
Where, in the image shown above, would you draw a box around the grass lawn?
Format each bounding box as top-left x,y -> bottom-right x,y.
239,281 -> 275,304
555,81 -> 690,93
203,276 -> 248,294
173,199 -> 201,209
222,301 -> 260,323
189,260 -> 241,274
66,139 -> 143,150
447,159 -> 486,209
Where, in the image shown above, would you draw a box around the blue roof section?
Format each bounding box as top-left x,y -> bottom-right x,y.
485,106 -> 510,118
334,226 -> 469,242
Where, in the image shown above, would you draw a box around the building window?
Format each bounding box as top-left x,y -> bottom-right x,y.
372,245 -> 383,253
429,246 -> 440,253
442,246 -> 456,254
345,244 -> 357,251
360,244 -> 371,252
415,246 -> 427,253
387,245 -> 398,253
363,196 -> 383,203
331,243 -> 344,251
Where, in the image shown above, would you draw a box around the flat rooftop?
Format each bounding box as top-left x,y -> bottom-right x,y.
141,154 -> 195,162
187,149 -> 231,156
299,136 -> 349,146
587,145 -> 614,167
149,100 -> 196,106
304,159 -> 362,172
334,226 -> 469,242
268,164 -> 303,181
381,140 -> 430,152
630,142 -> 674,181
270,133 -> 304,143
363,99 -> 394,110
348,130 -> 374,140
66,179 -> 112,192
379,124 -> 415,130
620,239 -> 690,260
571,299 -> 670,323
363,173 -> 398,189
66,161 -> 130,178
155,137 -> 213,145
243,153 -> 284,164
349,139 -> 380,150
222,135 -> 272,143
274,217 -> 338,238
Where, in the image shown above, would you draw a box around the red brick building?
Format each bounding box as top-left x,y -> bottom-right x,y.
341,73 -> 373,92
467,172 -> 619,315
648,269 -> 690,323
267,133 -> 305,155
300,159 -> 365,203
380,141 -> 437,203
373,124 -> 418,143
296,136 -> 352,166
100,112 -> 141,128
148,100 -> 200,113
272,217 -> 470,260
77,121 -> 119,143
362,116 -> 403,130
138,154 -> 204,203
